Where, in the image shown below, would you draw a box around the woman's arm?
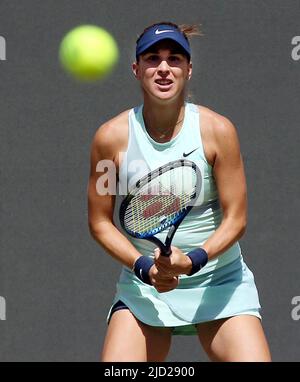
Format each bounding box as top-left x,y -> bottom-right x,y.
88,121 -> 142,270
201,115 -> 247,259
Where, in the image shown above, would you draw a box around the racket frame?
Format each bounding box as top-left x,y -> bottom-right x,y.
119,159 -> 201,256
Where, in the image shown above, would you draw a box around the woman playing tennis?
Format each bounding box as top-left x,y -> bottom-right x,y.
88,21 -> 271,361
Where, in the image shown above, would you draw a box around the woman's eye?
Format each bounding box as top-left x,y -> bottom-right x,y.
169,56 -> 181,62
147,55 -> 159,61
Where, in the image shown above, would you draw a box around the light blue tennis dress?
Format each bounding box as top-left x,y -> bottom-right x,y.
109,102 -> 261,335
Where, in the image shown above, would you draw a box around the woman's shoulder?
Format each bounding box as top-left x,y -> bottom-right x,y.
91,108 -> 132,155
97,108 -> 131,134
193,104 -> 239,163
195,104 -> 237,138
195,105 -> 234,126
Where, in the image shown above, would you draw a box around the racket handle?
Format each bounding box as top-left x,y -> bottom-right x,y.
161,247 -> 172,257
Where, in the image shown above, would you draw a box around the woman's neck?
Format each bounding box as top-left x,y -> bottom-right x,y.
142,97 -> 186,143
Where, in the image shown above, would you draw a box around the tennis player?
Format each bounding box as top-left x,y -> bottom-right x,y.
88,22 -> 271,361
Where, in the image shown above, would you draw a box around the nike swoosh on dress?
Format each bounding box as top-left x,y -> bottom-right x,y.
182,148 -> 199,157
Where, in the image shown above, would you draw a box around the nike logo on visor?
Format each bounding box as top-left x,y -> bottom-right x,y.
155,29 -> 175,35
183,148 -> 199,157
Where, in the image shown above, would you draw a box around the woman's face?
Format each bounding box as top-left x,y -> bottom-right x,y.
132,40 -> 192,103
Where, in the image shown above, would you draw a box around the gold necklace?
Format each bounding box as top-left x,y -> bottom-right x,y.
156,116 -> 185,139
143,109 -> 185,141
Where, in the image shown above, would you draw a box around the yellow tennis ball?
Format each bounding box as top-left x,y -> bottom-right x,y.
59,25 -> 119,81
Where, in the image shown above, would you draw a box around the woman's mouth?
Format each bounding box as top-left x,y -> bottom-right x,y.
154,79 -> 173,90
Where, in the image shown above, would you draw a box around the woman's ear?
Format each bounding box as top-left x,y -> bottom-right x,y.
132,62 -> 139,79
187,61 -> 193,80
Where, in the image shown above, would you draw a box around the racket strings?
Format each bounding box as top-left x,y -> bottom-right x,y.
125,194 -> 185,233
123,167 -> 197,234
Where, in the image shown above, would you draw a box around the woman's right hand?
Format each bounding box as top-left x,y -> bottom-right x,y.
149,265 -> 179,293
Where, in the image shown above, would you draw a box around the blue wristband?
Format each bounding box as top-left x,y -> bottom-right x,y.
186,248 -> 208,276
132,256 -> 154,285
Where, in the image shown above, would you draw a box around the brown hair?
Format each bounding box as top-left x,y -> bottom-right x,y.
178,23 -> 203,38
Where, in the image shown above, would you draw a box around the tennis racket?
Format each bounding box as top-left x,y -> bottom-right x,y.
119,159 -> 201,256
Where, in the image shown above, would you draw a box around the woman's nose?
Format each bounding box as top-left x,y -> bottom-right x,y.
157,60 -> 170,74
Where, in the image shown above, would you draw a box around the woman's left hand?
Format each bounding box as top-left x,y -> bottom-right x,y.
154,246 -> 192,277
